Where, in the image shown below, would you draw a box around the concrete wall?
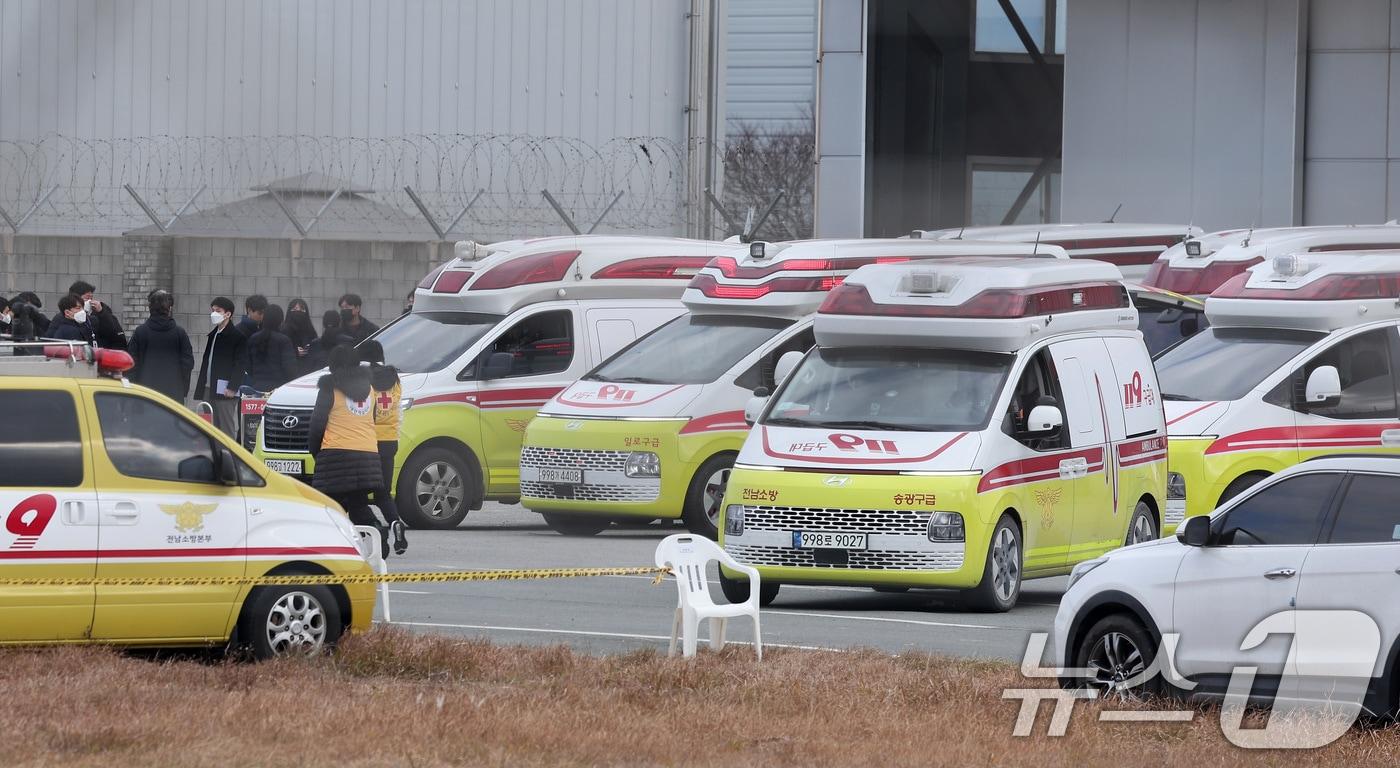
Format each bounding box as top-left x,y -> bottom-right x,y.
1060,0 -> 1308,230
3,235 -> 127,316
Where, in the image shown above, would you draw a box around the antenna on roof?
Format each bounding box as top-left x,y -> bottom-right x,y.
1105,203 -> 1122,223
1243,224 -> 1255,248
1033,231 -> 1041,256
955,225 -> 965,240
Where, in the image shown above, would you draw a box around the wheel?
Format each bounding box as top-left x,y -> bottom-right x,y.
1124,501 -> 1159,546
397,447 -> 476,529
1219,473 -> 1267,508
540,512 -> 610,536
965,515 -> 1021,612
239,585 -> 343,660
1073,613 -> 1159,696
682,454 -> 734,539
718,570 -> 780,606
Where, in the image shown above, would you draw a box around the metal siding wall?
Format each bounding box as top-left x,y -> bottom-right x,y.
0,0 -> 688,145
726,0 -> 817,132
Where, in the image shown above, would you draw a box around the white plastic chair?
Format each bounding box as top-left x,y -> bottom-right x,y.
353,525 -> 391,623
654,533 -> 762,660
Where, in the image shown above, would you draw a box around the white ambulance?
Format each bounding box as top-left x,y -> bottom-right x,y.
254,235 -> 745,529
914,222 -> 1200,279
1154,251 -> 1400,529
1144,224 -> 1400,298
520,239 -> 1071,537
719,258 -> 1167,611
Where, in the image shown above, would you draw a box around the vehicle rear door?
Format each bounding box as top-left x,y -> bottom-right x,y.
85,388 -> 248,642
1046,340 -> 1115,562
584,305 -> 685,366
0,385 -> 98,641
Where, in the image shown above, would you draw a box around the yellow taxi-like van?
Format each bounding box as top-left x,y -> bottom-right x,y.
0,342 -> 374,657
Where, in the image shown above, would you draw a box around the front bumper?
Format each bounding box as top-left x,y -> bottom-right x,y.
1164,437 -> 1216,533
719,467 -> 986,589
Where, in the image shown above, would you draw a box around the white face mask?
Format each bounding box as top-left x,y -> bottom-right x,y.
211,311 -> 226,326
72,309 -> 88,324
84,299 -> 96,313
0,312 -> 10,326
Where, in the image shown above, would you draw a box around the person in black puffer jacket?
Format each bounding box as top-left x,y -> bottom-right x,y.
247,304 -> 298,393
309,345 -> 386,549
128,290 -> 195,404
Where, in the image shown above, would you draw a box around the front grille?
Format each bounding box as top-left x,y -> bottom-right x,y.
520,446 -> 630,472
521,480 -> 659,503
743,505 -> 931,535
725,542 -> 964,571
262,406 -> 313,453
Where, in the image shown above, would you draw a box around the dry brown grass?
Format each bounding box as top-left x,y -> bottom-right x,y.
2,628 -> 1399,767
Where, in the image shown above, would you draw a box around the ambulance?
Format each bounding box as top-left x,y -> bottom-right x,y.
718,258 -> 1167,611
254,235 -> 744,529
1154,251 -> 1400,529
0,342 -> 374,658
1143,224 -> 1400,298
914,222 -> 1200,279
520,239 -> 1072,538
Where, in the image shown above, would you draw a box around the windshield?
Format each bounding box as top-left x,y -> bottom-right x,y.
1155,327 -> 1323,402
1136,303 -> 1209,356
368,311 -> 502,374
586,314 -> 793,385
765,347 -> 1014,432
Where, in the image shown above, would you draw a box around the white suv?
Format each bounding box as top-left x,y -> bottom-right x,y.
1055,456 -> 1400,715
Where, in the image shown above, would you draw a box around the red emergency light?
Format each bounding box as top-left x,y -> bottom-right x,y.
1143,257 -> 1262,295
690,273 -> 843,299
94,349 -> 134,375
469,250 -> 581,291
820,281 -> 1129,318
703,255 -> 914,280
1212,271 -> 1400,301
431,270 -> 474,293
591,256 -> 712,279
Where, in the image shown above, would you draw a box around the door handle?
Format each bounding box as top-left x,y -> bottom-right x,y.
104,501 -> 140,522
62,500 -> 88,525
1263,568 -> 1297,580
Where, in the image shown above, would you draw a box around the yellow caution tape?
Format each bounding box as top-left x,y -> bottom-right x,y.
0,566 -> 671,588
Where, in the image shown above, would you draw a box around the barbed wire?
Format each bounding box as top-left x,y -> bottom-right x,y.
0,134 -> 689,241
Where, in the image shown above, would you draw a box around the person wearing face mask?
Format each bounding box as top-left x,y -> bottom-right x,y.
49,294 -> 97,345
306,309 -> 354,372
13,292 -> 48,337
284,297 -> 318,371
0,297 -> 11,337
194,297 -> 249,438
65,280 -> 127,350
338,293 -> 379,345
128,289 -> 194,405
246,304 -> 298,393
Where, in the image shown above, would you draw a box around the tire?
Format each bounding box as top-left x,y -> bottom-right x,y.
1124,501 -> 1159,547
965,515 -> 1022,612
682,454 -> 735,539
397,447 -> 476,529
1219,473 -> 1267,508
240,585 -> 343,660
718,570 -> 780,606
540,512 -> 610,536
1073,613 -> 1160,696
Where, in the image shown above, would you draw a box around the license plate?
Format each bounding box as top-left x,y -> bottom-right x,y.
792,531 -> 867,550
538,467 -> 583,484
241,398 -> 267,416
265,459 -> 304,475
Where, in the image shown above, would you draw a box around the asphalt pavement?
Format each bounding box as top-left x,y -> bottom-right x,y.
381,502 -> 1066,663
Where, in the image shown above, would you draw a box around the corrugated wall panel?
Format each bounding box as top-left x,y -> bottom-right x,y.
725,0 -> 816,133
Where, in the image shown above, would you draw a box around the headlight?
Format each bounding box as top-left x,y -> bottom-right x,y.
927,511 -> 964,542
724,504 -> 744,536
624,451 -> 660,478
1167,472 -> 1186,499
1066,557 -> 1108,592
400,396 -> 415,413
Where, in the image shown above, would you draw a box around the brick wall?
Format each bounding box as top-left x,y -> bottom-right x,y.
3,235 -> 127,316
122,236 -> 174,320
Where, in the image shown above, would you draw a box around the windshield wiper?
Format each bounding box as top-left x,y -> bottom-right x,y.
1159,393 -> 1195,401
816,419 -> 921,432
601,376 -> 667,384
762,416 -> 807,428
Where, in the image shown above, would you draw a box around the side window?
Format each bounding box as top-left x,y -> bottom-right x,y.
480,310 -> 574,378
94,393 -> 220,484
1004,349 -> 1068,451
1299,328 -> 1397,420
1212,472 -> 1342,546
736,327 -> 816,392
1326,473 -> 1400,544
0,390 -> 84,487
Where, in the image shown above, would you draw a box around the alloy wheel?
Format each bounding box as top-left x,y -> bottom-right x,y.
415,461 -> 464,519
265,591 -> 328,655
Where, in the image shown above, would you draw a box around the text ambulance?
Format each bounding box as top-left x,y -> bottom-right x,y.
254,236 -> 744,528
0,342 -> 373,657
1155,252 -> 1400,528
719,258 -> 1167,611
520,239 -> 1071,538
1144,224 -> 1400,298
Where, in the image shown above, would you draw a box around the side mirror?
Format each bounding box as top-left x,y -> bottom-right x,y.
1305,365 -> 1341,406
743,390 -> 770,426
480,351 -> 514,380
177,454 -> 218,483
1176,515 -> 1211,547
1025,404 -> 1063,435
773,350 -> 804,387
1179,314 -> 1200,337
217,448 -> 240,487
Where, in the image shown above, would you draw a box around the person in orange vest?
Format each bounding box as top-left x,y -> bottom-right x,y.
308,345 -> 386,552
361,340 -> 408,555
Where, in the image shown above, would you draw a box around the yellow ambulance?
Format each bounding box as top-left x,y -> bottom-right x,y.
719,258 -> 1167,611
1155,252 -> 1400,528
0,342 -> 374,657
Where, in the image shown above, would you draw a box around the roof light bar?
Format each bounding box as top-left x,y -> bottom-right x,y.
702,255 -> 914,280
417,263 -> 448,289
1213,271 -> 1400,301
1143,257 -> 1262,295
820,281 -> 1129,319
591,256 -> 712,280
469,250 -> 580,291
689,273 -> 843,299
431,270 -> 474,293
